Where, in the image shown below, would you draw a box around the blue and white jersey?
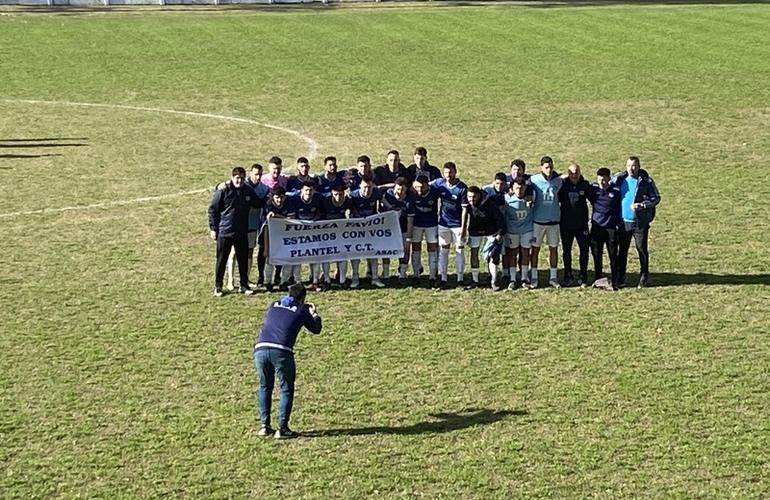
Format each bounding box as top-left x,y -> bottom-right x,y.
504,193 -> 534,234
286,175 -> 318,194
289,192 -> 324,221
412,186 -> 440,228
320,194 -> 354,220
263,199 -> 293,219
382,189 -> 415,234
317,171 -> 349,195
530,173 -> 563,225
430,178 -> 468,229
350,188 -> 382,217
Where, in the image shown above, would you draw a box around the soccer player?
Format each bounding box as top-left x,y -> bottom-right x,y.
381,177 -> 416,287
320,184 -> 358,290
431,162 -> 469,289
465,186 -> 506,290
262,186 -> 293,292
254,283 -> 322,439
261,156 -> 289,193
374,150 -> 410,190
287,156 -> 318,194
349,175 -> 382,288
504,177 -> 534,290
611,156 -> 661,288
410,175 -> 441,287
208,166 -> 266,297
347,155 -> 375,191
289,181 -> 324,291
530,156 -> 563,288
483,172 -> 510,283
317,156 -> 348,195
590,168 -> 621,291
506,159 -> 531,187
407,146 -> 442,182
558,162 -> 593,287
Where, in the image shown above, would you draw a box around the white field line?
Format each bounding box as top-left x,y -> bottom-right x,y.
0,98 -> 320,220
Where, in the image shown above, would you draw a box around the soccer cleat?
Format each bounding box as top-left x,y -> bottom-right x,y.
578,277 -> 588,288
322,282 -> 332,292
238,286 -> 255,295
371,279 -> 386,288
638,275 -> 649,289
380,277 -> 390,287
350,277 -> 360,289
398,278 -> 409,287
560,276 -> 573,288
257,425 -> 275,437
340,281 -> 351,290
529,279 -> 539,289
549,279 -> 561,289
456,280 -> 467,290
274,427 -> 299,440
428,279 -> 437,289
214,288 -> 224,297
279,282 -> 289,292
507,281 -> 517,291
257,277 -> 265,287
439,280 -> 448,290
265,283 -> 274,293
411,276 -> 421,287
464,281 -> 478,291
491,282 -> 502,292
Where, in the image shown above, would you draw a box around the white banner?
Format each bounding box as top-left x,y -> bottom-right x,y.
267,212 -> 404,265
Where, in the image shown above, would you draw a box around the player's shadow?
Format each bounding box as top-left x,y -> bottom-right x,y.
0,153 -> 63,159
0,142 -> 89,148
650,272 -> 770,287
303,408 -> 528,437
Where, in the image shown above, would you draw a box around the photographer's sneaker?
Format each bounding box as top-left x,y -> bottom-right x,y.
257,425 -> 275,437
274,427 -> 299,440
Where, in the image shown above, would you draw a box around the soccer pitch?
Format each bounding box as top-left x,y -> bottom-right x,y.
2,3 -> 770,498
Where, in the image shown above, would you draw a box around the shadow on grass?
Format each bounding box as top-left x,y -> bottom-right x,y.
303,408 -> 528,437
0,153 -> 63,159
0,142 -> 89,148
650,272 -> 770,287
0,137 -> 89,142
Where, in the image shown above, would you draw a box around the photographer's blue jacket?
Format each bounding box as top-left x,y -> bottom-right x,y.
255,297 -> 322,353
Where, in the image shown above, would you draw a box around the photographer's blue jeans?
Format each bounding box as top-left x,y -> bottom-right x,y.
255,348 -> 296,429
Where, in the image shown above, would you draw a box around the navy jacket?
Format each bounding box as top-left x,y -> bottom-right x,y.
407,163 -> 442,183
610,169 -> 661,227
591,184 -> 621,229
208,184 -> 266,238
559,176 -> 593,230
468,195 -> 506,237
255,299 -> 322,353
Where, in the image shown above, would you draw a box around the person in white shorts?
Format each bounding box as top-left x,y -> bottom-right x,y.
430,162 -> 469,289
410,175 -> 441,288
504,177 -> 535,290
529,156 -> 564,288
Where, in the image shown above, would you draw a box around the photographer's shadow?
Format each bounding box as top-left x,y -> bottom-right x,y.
303,408 -> 528,438
650,272 -> 770,287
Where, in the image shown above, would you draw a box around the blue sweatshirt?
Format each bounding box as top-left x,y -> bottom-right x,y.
591,184 -> 621,229
255,296 -> 322,352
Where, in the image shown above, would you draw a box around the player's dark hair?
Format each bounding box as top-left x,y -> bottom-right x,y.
414,146 -> 427,157
288,283 -> 307,303
269,156 -> 282,166
331,184 -> 346,193
510,159 -> 526,170
597,167 -> 612,177
512,176 -> 527,186
415,175 -> 429,184
357,155 -> 370,164
468,185 -> 482,195
296,156 -> 309,164
232,166 -> 246,177
323,156 -> 337,165
251,163 -> 263,171
272,186 -> 286,196
301,181 -> 316,189
387,150 -> 400,157
360,174 -> 374,184
540,156 -> 554,166
443,161 -> 457,172
494,172 -> 507,183
628,155 -> 641,169
394,177 -> 408,187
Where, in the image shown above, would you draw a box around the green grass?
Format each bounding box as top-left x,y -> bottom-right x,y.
2,3 -> 770,498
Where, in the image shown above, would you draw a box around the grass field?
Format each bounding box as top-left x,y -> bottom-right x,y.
2,3 -> 770,498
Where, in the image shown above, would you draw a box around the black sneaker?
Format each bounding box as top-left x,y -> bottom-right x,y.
265,283 -> 274,293
491,283 -> 502,292
398,277 -> 409,287
638,275 -> 649,289
214,287 -> 224,297
456,280 -> 467,289
274,427 -> 299,440
322,282 -> 332,292
257,425 -> 275,437
428,278 -> 437,289
279,282 -> 289,292
257,277 -> 265,287
464,281 -> 478,291
560,276 -> 574,288
439,280 -> 448,290
411,276 -> 421,287
340,281 -> 350,290
238,286 -> 255,295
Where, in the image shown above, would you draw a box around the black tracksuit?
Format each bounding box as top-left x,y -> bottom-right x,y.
559,177 -> 593,281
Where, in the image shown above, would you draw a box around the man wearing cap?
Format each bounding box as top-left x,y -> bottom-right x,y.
254,283 -> 322,439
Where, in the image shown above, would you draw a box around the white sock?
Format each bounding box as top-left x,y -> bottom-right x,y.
531,267 -> 538,281
322,262 -> 331,283
369,259 -> 379,280
293,265 -> 302,283
411,250 -> 422,277
521,265 -> 529,281
399,263 -> 407,279
501,267 -> 509,278
471,268 -> 480,283
509,267 -> 517,278
439,248 -> 450,281
550,268 -> 558,280
382,261 -> 390,279
339,261 -> 348,282
428,251 -> 438,279
351,259 -> 360,279
489,263 -> 498,284
227,257 -> 235,284
264,263 -> 274,284
455,248 -> 465,281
